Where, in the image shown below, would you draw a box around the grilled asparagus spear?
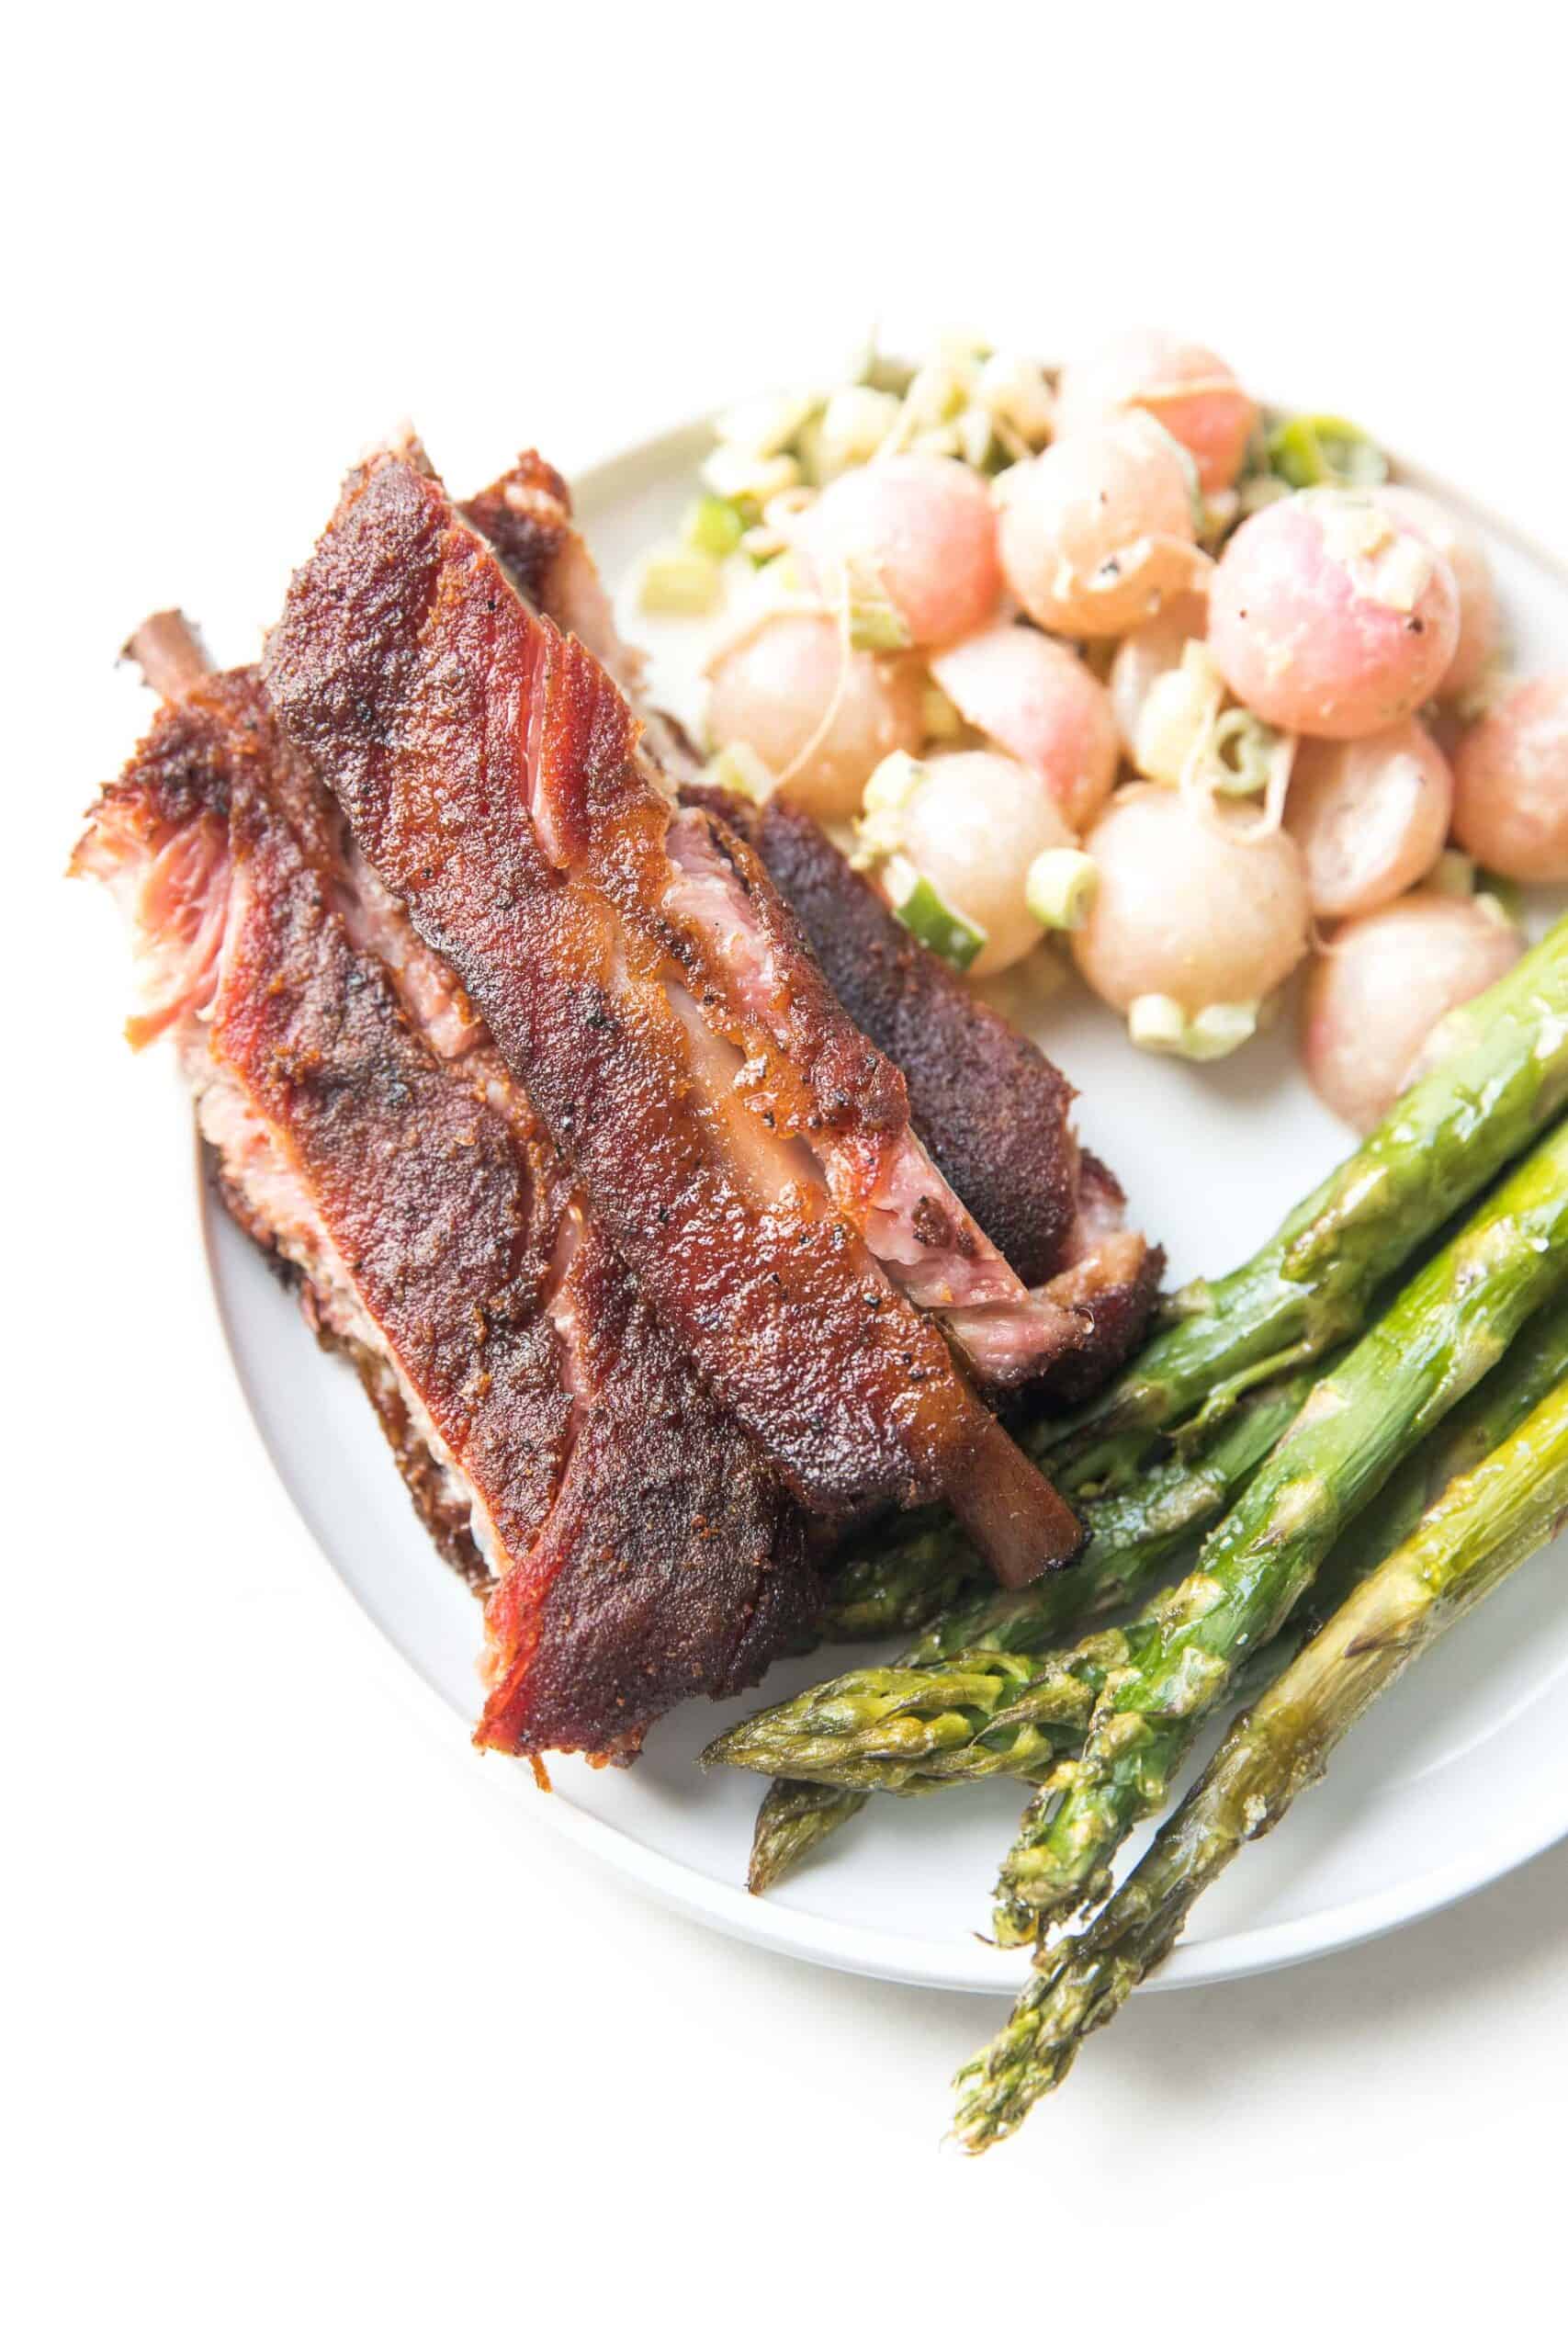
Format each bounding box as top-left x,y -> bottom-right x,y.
991,1121 -> 1568,1948
739,1374 -> 1317,1887
728,1307 -> 1561,1815
814,919 -> 1568,1641
739,933 -> 1568,1890
1041,914 -> 1568,1497
738,1298 -> 1568,1825
954,1369 -> 1568,2150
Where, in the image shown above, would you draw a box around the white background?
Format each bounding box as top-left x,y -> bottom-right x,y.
6,5 -> 1566,2342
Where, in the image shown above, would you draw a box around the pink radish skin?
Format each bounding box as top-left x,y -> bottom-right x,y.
1073,785 -> 1309,1014
997,413 -> 1205,638
1285,719 -> 1453,919
1301,892 -> 1522,1131
706,614 -> 924,821
1056,328 -> 1257,493
1450,673 -> 1568,881
1376,485 -> 1500,704
1210,490 -> 1460,738
893,751 -> 1077,977
796,454 -> 1002,647
929,624 -> 1119,831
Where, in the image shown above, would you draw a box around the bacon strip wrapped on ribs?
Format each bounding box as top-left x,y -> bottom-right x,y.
264,443 -> 1084,1584
75,628 -> 820,1763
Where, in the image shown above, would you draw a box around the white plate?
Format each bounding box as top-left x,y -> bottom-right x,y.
204,421 -> 1568,1995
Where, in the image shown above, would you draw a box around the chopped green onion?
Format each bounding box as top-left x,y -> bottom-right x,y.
1427,853 -> 1522,928
862,750 -> 926,816
936,328 -> 994,370
954,403 -> 995,470
1025,848 -> 1099,933
637,548 -> 723,616
920,682 -> 964,741
862,351 -> 916,398
742,492 -> 813,561
848,593 -> 912,652
1128,994 -> 1259,1061
1185,1001 -> 1261,1058
818,385 -> 901,474
791,413 -> 825,488
1476,871 -> 1526,927
753,550 -> 805,596
713,391 -> 818,458
682,494 -> 746,560
883,854 -> 987,972
901,361 -> 968,430
1266,413 -> 1389,492
1134,641 -> 1224,786
1127,994 -> 1187,1054
853,751 -> 924,865
701,447 -> 803,505
976,353 -> 1055,449
1238,471 -> 1291,517
1430,848 -> 1478,898
705,741 -> 776,805
1209,707 -> 1286,797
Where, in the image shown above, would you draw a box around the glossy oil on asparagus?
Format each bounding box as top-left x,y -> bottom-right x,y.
990,1121 -> 1568,1947
954,1361 -> 1568,2150
716,1374 -> 1315,1798
741,1288 -> 1568,1886
806,918 -> 1568,1634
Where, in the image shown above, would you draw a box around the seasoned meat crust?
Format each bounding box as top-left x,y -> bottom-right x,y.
479,1216 -> 820,1758
78,662 -> 820,1760
264,445 -> 1083,1584
465,458 -> 1159,1404
462,450 -> 573,609
690,788 -> 1080,1284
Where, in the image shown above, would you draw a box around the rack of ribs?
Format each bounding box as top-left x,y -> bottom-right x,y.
75,627 -> 822,1765
263,441 -> 1087,1585
468,451 -> 1162,1405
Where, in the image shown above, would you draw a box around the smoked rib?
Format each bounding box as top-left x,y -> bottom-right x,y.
76,651 -> 820,1759
469,451 -> 1161,1396
264,445 -> 1083,1582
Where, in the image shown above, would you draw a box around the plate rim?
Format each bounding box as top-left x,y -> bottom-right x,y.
190,414 -> 1568,1996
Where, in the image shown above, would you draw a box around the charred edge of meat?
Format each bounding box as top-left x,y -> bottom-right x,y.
87,642 -> 827,1756
460,451 -> 572,610
260,447 -> 1088,1577
450,465 -> 1101,1414
687,786 -> 1081,1284
463,458 -> 1155,1408
1020,1238 -> 1167,1413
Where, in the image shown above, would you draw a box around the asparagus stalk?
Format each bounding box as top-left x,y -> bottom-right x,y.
717,1371 -> 1318,1818
954,1373 -> 1568,2150
1038,916 -> 1568,1496
817,1509 -> 984,1645
738,1304 -> 1568,1892
811,1363 -> 1310,1655
909,1371 -> 1322,1665
991,1122 -> 1568,1948
1297,1291 -> 1568,1636
710,1648 -> 1105,1795
807,919 -> 1568,1657
747,1781 -> 870,1895
740,929 -> 1568,1888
